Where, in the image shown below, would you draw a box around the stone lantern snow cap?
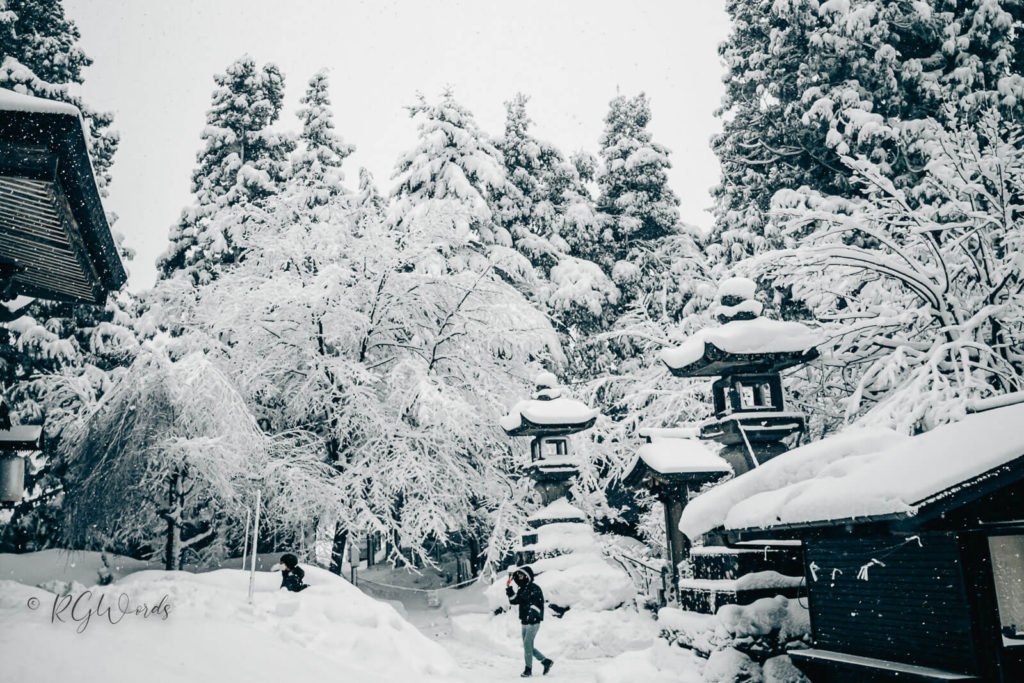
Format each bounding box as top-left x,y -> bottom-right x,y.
713,277 -> 763,324
533,371 -> 562,400
659,275 -> 820,377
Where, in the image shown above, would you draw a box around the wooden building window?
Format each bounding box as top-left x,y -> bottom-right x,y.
989,535 -> 1024,644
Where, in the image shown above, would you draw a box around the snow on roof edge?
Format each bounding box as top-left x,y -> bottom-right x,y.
680,403 -> 1024,539
0,87 -> 82,117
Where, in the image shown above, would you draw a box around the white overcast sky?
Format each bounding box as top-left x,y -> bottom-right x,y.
63,0 -> 730,291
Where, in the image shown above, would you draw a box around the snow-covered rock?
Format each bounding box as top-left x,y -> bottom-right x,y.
527,497 -> 585,523
595,638 -> 705,683
717,276 -> 758,301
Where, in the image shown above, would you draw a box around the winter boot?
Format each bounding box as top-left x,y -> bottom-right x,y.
521,668 -> 532,678
542,659 -> 554,675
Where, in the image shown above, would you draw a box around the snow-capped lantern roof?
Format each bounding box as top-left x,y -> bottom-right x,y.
0,87 -> 126,305
625,430 -> 732,490
660,277 -> 820,377
499,372 -> 600,437
678,400 -> 1024,539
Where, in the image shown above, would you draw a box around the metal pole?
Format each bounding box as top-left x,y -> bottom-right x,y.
247,489 -> 262,604
241,507 -> 251,571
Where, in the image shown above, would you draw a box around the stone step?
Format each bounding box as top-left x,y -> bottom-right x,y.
689,543 -> 803,580
678,572 -> 805,614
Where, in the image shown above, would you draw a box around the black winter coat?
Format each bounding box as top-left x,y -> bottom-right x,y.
507,581 -> 544,624
281,566 -> 308,592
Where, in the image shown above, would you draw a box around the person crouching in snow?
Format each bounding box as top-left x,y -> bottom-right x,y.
506,566 -> 554,677
271,553 -> 308,592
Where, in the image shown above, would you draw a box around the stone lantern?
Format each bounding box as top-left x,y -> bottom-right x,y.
624,427 -> 732,604
636,277 -> 818,614
499,371 -> 599,505
660,277 -> 819,475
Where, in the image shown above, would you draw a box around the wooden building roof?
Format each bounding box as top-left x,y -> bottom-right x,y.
0,88 -> 127,305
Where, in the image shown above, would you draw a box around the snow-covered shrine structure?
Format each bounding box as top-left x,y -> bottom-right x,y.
0,87 -> 127,504
623,427 -> 731,604
493,372 -> 636,628
678,397 -> 1024,683
660,276 -> 819,473
627,278 -> 818,612
500,370 -> 598,507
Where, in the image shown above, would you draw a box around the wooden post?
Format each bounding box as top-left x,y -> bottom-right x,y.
661,490 -> 688,606
247,489 -> 261,604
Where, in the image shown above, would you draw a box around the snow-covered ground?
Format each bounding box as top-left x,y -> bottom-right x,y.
0,560 -> 456,683
0,551 -> 679,682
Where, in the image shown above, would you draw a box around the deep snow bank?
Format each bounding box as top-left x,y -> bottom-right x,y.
0,565 -> 456,683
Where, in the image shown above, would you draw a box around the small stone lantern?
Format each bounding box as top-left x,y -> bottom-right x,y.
499,371 -> 599,504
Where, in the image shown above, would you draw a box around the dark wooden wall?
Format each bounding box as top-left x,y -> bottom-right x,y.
804,532 -> 979,674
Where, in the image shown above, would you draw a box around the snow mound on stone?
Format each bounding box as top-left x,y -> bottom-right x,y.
527,497 -> 585,522
0,566 -> 455,683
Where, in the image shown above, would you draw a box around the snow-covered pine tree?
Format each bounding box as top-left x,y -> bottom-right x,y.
355,167 -> 387,234
494,93 -> 618,334
710,0 -> 1024,265
593,92 -> 681,307
0,0 -> 138,552
293,69 -> 355,208
159,55 -> 294,283
390,89 -> 514,275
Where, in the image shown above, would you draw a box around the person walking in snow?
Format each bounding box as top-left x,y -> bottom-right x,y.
272,553 -> 309,592
506,566 -> 554,677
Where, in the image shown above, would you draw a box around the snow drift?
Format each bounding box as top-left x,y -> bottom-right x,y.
0,564 -> 456,683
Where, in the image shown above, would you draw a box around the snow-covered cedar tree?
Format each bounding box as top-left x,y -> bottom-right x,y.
593,93 -> 681,307
292,69 -> 355,208
0,0 -> 138,552
710,0 -> 1024,265
567,92 -> 694,381
159,55 -> 294,283
178,151 -> 565,573
494,93 -> 619,335
355,166 -> 387,234
390,89 -> 522,277
61,347 -> 343,570
757,104 -> 1024,433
